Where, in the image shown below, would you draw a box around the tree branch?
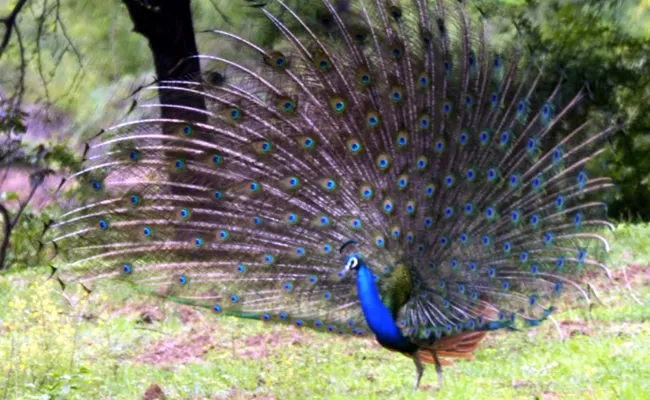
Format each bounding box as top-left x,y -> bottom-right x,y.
10,173 -> 42,229
0,0 -> 29,59
0,203 -> 11,271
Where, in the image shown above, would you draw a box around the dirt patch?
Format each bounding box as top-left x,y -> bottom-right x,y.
583,263 -> 649,297
112,303 -> 166,324
540,391 -> 562,400
617,263 -> 650,286
418,384 -> 439,392
133,323 -> 348,366
142,384 -> 166,400
135,330 -> 215,365
111,302 -> 208,325
176,305 -> 202,325
215,388 -> 276,400
511,380 -> 534,389
238,330 -> 306,360
558,320 -> 591,337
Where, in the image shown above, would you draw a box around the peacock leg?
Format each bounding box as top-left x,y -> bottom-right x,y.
413,357 -> 424,391
432,351 -> 443,390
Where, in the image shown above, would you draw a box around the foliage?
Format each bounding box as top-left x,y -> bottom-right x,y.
489,0 -> 650,220
0,106 -> 79,271
0,278 -> 99,398
1,209 -> 49,270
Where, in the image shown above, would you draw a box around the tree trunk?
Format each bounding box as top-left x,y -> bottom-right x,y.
122,0 -> 208,218
122,0 -> 207,122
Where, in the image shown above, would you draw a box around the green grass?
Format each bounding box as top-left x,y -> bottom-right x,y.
0,224 -> 649,399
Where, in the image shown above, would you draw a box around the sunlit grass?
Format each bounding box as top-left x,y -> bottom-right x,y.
0,224 -> 648,399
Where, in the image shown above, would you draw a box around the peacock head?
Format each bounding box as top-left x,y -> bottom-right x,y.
340,240 -> 364,273
344,254 -> 364,271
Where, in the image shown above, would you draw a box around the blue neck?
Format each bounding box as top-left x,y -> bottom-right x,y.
356,264 -> 413,353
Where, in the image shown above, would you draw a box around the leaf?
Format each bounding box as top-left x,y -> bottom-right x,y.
1,192 -> 20,202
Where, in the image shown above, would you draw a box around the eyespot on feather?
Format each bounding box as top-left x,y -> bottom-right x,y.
124,192 -> 143,208
365,110 -> 380,128
375,153 -> 392,171
277,96 -> 297,114
390,43 -> 404,60
281,176 -> 302,191
329,95 -> 347,114
350,27 -> 368,44
313,51 -> 332,72
223,106 -> 243,123
319,178 -> 338,192
251,140 -> 273,155
389,5 -> 402,21
389,86 -> 404,104
295,135 -> 317,150
264,51 -> 288,69
359,183 -> 374,200
346,138 -> 363,155
396,130 -> 409,148
355,68 -> 372,87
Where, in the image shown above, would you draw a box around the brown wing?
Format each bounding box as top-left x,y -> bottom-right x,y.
414,331 -> 488,367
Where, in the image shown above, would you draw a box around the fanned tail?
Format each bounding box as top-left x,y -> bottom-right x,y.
47,0 -> 617,346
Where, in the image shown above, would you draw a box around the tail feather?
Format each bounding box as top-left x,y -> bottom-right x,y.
48,0 -> 615,345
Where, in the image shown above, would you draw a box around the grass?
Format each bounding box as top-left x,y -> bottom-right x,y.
0,224 -> 648,399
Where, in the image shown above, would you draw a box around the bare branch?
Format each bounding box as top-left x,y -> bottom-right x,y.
10,171 -> 44,229
0,0 -> 29,59
0,203 -> 10,270
1,0 -> 84,115
33,0 -> 52,110
12,24 -> 26,108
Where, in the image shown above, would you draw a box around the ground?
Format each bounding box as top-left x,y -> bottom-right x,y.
0,224 -> 649,399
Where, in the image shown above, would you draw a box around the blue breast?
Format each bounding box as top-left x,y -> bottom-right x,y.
355,263 -> 414,353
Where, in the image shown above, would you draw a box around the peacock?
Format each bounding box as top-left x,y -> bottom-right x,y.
46,0 -> 618,390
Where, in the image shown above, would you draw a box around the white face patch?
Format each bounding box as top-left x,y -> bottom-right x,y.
345,256 -> 359,270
